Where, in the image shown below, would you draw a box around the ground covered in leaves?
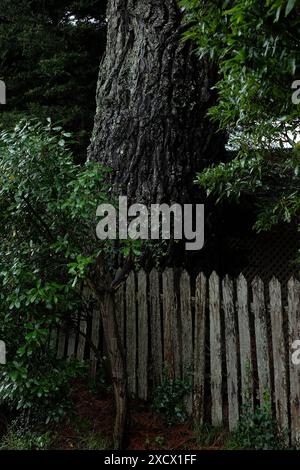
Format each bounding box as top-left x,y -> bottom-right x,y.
51,381 -> 221,451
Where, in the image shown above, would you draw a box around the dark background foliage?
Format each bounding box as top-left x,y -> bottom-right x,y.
0,0 -> 107,160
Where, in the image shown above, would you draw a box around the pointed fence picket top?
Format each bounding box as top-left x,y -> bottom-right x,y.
251,276 -> 271,404
288,277 -> 300,447
269,277 -> 288,438
223,275 -> 239,431
209,271 -> 223,426
236,274 -> 253,409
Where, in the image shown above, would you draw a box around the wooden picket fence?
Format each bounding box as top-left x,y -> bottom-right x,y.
51,269 -> 300,446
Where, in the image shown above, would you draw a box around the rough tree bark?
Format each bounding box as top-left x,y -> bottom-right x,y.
88,0 -> 225,205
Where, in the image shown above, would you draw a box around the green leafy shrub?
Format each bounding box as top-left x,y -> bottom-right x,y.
0,119 -> 112,423
0,358 -> 85,424
227,397 -> 286,450
152,368 -> 192,425
0,422 -> 52,450
181,0 -> 300,242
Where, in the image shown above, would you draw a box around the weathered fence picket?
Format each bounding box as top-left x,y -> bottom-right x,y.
288,277 -> 300,447
194,273 -> 206,424
236,274 -> 253,408
49,328 -> 58,352
162,268 -> 180,378
67,329 -> 76,359
57,329 -> 66,359
137,270 -> 148,400
126,271 -> 137,396
149,269 -> 163,386
180,270 -> 193,414
252,276 -> 271,405
209,271 -> 223,426
269,277 -> 288,437
223,276 -> 239,431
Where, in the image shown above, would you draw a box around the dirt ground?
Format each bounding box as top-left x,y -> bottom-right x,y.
52,381 -> 207,451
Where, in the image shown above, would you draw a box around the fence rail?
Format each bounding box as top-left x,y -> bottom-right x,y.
51,269 -> 300,446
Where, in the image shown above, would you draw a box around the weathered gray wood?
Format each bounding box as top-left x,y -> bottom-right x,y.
126,271 -> 137,396
252,276 -> 271,404
162,268 -> 181,378
77,318 -> 87,361
67,329 -> 76,359
0,340 -> 6,365
137,269 -> 148,400
115,282 -> 125,347
90,306 -> 101,379
57,329 -> 66,359
236,274 -> 253,408
49,328 -> 58,352
209,271 -> 223,426
223,275 -> 239,431
194,272 -> 206,424
149,269 -> 163,385
180,270 -> 193,414
288,277 -> 300,447
269,277 -> 288,437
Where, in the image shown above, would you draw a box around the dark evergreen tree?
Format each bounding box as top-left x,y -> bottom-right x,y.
0,0 -> 107,159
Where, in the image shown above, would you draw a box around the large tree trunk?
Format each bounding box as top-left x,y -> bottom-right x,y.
88,0 -> 225,205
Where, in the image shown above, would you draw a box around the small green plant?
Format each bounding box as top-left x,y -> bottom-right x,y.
72,416 -> 93,435
0,423 -> 52,450
144,435 -> 166,449
227,394 -> 286,450
79,432 -> 111,450
195,423 -> 229,449
153,436 -> 165,448
152,367 -> 192,426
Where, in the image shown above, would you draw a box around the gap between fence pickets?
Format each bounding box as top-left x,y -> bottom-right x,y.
52,269 -> 300,445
